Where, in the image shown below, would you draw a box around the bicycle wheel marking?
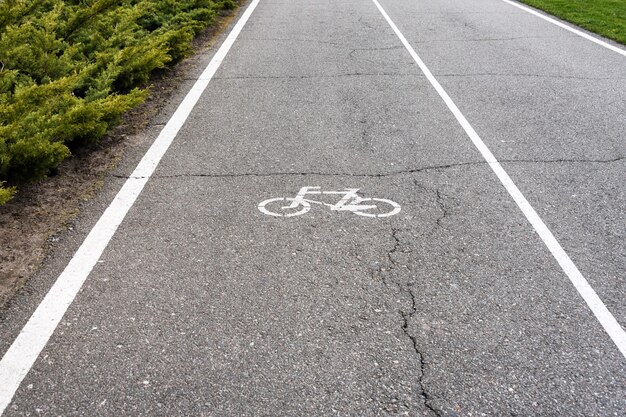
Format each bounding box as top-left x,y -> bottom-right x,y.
258,198 -> 311,217
258,187 -> 401,218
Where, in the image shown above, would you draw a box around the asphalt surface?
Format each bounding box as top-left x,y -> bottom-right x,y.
1,0 -> 626,415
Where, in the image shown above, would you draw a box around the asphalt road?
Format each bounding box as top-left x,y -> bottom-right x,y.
1,0 -> 625,415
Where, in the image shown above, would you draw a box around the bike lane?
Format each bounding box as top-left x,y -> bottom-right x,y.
372,0 -> 626,412
377,0 -> 626,328
1,0 -> 625,415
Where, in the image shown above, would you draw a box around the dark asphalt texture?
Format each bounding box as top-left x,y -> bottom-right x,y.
1,0 -> 625,415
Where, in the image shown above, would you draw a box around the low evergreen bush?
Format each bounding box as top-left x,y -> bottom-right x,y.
0,0 -> 235,202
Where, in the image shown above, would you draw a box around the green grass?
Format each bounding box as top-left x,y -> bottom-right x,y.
520,0 -> 626,45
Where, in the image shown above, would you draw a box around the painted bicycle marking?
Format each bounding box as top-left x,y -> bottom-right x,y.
258,187 -> 401,218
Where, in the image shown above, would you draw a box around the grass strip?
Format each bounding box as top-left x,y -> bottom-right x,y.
519,0 -> 626,45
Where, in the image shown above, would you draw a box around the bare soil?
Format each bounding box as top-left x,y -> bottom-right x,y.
0,7 -> 240,308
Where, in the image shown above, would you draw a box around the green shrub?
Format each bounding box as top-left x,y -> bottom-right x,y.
0,182 -> 15,205
0,0 -> 235,203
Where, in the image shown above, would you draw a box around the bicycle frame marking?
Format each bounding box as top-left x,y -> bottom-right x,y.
258,186 -> 401,218
284,187 -> 377,212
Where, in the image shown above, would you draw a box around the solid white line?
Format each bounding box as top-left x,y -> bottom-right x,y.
0,0 -> 261,413
501,0 -> 626,58
370,0 -> 626,360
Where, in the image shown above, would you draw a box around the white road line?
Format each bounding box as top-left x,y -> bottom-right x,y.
370,0 -> 626,360
0,0 -> 260,413
501,0 -> 626,58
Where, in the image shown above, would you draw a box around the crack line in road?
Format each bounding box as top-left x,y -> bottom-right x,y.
376,227 -> 440,416
210,72 -> 414,80
110,155 -> 626,180
436,72 -> 625,81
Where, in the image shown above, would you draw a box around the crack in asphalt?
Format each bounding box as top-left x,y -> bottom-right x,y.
110,156 -> 625,180
378,227 -> 402,289
357,16 -> 378,31
350,46 -> 405,52
211,72 -> 413,80
378,227 -> 440,416
232,35 -> 566,46
416,35 -> 570,43
434,189 -> 451,230
506,156 -> 626,164
348,45 -> 405,62
412,180 -> 454,238
436,72 -> 624,81
204,72 -> 622,81
237,37 -> 347,46
401,290 -> 440,417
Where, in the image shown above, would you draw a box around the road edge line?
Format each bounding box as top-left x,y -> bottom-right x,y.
0,0 -> 261,413
370,0 -> 626,360
501,0 -> 626,58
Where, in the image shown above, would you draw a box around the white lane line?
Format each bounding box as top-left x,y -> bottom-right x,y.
371,0 -> 626,360
0,0 -> 260,413
501,0 -> 626,58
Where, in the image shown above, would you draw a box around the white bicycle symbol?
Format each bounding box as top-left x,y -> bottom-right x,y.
258,186 -> 401,218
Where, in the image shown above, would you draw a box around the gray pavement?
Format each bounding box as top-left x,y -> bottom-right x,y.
1,0 -> 625,415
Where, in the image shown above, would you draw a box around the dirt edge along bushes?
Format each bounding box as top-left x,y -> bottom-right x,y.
0,0 -> 235,203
